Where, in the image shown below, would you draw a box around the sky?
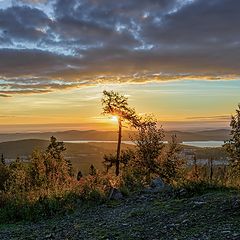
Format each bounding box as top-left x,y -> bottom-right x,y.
0,0 -> 239,132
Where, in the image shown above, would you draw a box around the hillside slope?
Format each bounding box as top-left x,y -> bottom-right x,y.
1,190 -> 239,240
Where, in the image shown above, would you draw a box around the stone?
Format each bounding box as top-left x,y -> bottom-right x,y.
108,188 -> 123,200
150,178 -> 165,189
175,188 -> 187,197
149,177 -> 174,194
194,201 -> 205,205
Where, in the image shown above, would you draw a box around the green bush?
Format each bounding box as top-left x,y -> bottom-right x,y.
0,191 -> 81,223
175,180 -> 232,198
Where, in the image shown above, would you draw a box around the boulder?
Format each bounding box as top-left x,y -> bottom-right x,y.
150,177 -> 165,190
108,188 -> 123,200
142,178 -> 173,194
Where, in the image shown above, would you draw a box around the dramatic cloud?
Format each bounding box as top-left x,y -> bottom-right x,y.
0,0 -> 240,95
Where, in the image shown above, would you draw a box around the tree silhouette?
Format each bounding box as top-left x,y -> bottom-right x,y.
224,104 -> 240,173
45,136 -> 73,178
160,135 -> 183,183
0,154 -> 8,190
101,90 -> 140,176
89,164 -> 97,176
103,153 -> 115,173
77,170 -> 83,181
46,136 -> 72,175
1,154 -> 5,165
132,117 -> 164,181
46,136 -> 66,159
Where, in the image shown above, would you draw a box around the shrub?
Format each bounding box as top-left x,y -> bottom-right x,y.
131,116 -> 165,182
0,163 -> 9,191
5,159 -> 31,194
78,173 -> 116,201
159,135 -> 185,184
175,180 -> 231,198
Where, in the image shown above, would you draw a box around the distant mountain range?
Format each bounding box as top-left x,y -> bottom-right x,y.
0,129 -> 230,143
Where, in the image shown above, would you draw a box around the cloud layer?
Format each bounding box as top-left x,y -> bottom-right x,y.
0,0 -> 240,95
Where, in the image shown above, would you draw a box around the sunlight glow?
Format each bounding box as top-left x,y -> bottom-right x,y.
110,116 -> 119,123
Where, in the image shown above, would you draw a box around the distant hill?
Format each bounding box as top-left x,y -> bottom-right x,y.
0,129 -> 230,143
0,134 -> 228,175
0,139 -> 133,175
166,129 -> 230,141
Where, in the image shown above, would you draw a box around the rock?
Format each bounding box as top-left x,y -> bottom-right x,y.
194,201 -> 205,205
149,178 -> 166,193
45,233 -> 53,238
150,178 -> 165,189
142,178 -> 173,194
221,230 -> 231,234
231,197 -> 240,209
174,188 -> 187,198
149,177 -> 174,194
108,188 -> 123,200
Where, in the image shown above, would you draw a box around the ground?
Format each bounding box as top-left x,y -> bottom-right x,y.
0,190 -> 240,240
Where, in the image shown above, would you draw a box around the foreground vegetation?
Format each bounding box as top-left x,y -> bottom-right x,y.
0,124 -> 237,224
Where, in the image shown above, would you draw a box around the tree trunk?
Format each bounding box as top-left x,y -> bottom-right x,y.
209,157 -> 213,182
193,154 -> 199,180
116,118 -> 122,176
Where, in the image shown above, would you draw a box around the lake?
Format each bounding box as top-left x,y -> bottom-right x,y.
64,140 -> 225,148
182,141 -> 224,148
64,140 -> 135,145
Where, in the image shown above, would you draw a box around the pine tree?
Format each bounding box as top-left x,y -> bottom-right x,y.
89,164 -> 97,176
77,170 -> 83,180
133,117 -> 165,181
102,90 -> 140,176
224,104 -> 240,172
46,136 -> 73,176
1,154 -> 5,165
65,158 -> 74,176
161,135 -> 183,183
46,136 -> 66,159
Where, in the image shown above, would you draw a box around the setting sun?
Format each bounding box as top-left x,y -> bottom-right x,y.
110,116 -> 119,123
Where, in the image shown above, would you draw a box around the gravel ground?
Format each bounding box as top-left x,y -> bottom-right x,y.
1,190 -> 240,240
